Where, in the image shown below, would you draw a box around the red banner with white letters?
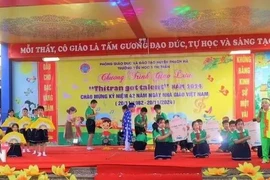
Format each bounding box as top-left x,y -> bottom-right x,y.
234,54 -> 255,121
8,34 -> 270,59
38,62 -> 58,142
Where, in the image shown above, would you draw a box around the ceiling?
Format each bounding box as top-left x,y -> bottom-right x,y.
1,0 -> 270,43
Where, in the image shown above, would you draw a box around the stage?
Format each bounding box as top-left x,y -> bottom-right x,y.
3,145 -> 270,180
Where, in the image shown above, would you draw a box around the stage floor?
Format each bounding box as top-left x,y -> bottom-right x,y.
3,145 -> 269,171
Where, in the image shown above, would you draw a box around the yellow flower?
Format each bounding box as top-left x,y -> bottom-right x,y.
15,171 -> 31,180
70,174 -> 77,180
0,165 -> 17,176
203,168 -> 228,176
252,173 -> 265,180
51,164 -> 71,177
24,165 -> 44,176
38,174 -> 49,180
232,177 -> 237,180
236,162 -> 262,178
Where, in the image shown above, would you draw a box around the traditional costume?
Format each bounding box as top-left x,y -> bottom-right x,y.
259,98 -> 270,163
191,130 -> 210,158
153,128 -> 172,159
231,129 -> 251,161
122,105 -> 133,151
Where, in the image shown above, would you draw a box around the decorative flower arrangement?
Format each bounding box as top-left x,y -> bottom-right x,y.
203,162 -> 270,180
203,168 -> 228,176
0,164 -> 77,180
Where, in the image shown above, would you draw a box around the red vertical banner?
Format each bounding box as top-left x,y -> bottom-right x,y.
38,62 -> 58,143
234,54 -> 255,121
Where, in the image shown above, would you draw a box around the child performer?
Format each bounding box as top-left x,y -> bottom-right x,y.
152,104 -> 168,145
7,123 -> 22,157
36,106 -> 49,157
231,119 -> 251,161
74,117 -> 84,143
196,119 -> 210,153
257,98 -> 270,163
5,109 -> 16,134
228,120 -> 236,151
20,108 -> 31,153
133,132 -> 147,151
217,117 -> 230,152
29,109 -> 38,154
85,99 -> 98,151
64,107 -> 77,144
122,103 -> 135,151
165,120 -> 176,155
153,118 -> 173,159
134,107 -> 148,136
191,121 -> 210,158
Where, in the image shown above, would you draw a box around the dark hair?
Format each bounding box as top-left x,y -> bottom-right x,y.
192,120 -> 198,127
37,106 -> 45,111
222,120 -> 229,125
22,108 -> 28,111
122,105 -> 128,111
8,109 -> 14,113
32,109 -> 37,114
90,99 -> 98,104
196,119 -> 203,123
235,119 -> 243,126
156,118 -> 165,123
154,104 -> 161,110
141,107 -> 148,113
165,120 -> 169,124
11,123 -> 19,130
66,107 -> 77,114
229,120 -> 236,125
80,117 -> 84,123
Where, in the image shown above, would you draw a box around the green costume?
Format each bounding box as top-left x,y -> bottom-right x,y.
260,109 -> 270,162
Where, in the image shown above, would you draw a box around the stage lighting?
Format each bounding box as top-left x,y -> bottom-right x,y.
230,50 -> 251,55
42,57 -> 60,62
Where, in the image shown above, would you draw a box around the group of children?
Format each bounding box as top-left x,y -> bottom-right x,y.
1,106 -> 50,157
128,100 -> 270,162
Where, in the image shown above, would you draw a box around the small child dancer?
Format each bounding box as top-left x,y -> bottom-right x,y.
191,120 -> 210,158
133,132 -> 147,152
153,118 -> 173,159
74,117 -> 84,144
64,107 -> 77,144
231,119 -> 251,161
228,120 -> 236,151
34,106 -> 49,157
20,108 -> 31,153
5,109 -> 16,134
217,117 -> 230,152
7,123 -> 22,157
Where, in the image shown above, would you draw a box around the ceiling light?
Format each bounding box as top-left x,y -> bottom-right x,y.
230,50 -> 251,55
42,57 -> 60,62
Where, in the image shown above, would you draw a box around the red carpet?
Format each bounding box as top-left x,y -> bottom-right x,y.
1,146 -> 267,179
